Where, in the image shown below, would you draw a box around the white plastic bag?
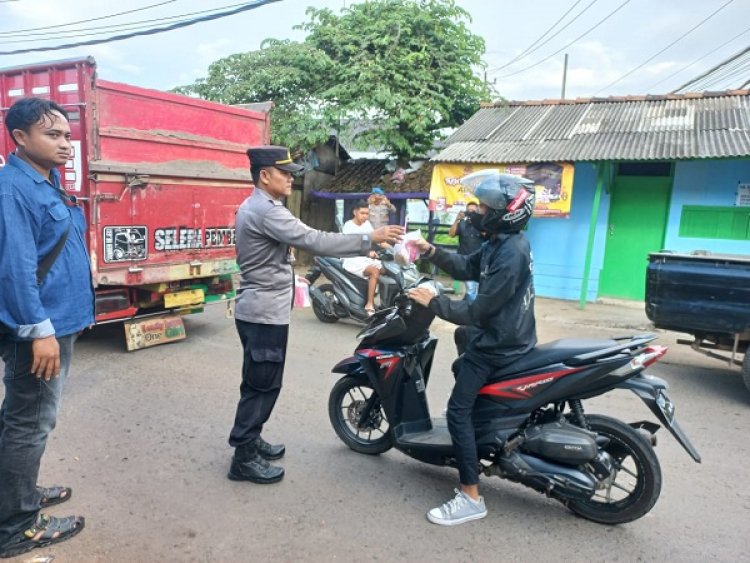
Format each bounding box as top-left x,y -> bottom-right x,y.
293,275 -> 311,308
394,229 -> 423,266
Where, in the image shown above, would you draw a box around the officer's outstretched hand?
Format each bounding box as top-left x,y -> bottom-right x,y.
371,225 -> 404,245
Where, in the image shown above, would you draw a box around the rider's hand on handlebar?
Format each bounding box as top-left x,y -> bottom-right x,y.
412,238 -> 433,254
371,225 -> 404,245
408,287 -> 436,307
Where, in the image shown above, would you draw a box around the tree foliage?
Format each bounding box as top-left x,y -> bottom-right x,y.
178,0 -> 490,160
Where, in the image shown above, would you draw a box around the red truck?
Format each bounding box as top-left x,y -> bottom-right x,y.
0,57 -> 268,349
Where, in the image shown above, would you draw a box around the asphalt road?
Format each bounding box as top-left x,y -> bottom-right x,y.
1,300 -> 749,562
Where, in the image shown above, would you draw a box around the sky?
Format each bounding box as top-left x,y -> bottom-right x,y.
0,0 -> 748,102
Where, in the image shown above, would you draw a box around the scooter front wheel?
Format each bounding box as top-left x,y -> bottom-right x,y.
329,375 -> 393,455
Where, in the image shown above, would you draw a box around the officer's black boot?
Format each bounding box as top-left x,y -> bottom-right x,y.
228,442 -> 284,484
254,436 -> 285,460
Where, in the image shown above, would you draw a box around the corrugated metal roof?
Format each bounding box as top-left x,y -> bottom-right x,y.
322,160 -> 435,194
435,91 -> 750,163
325,159 -> 389,193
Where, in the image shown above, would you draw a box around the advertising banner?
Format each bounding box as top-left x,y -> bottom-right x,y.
430,162 -> 575,217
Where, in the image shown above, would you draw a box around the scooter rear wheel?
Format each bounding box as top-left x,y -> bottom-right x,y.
567,414 -> 662,524
329,375 -> 393,455
312,283 -> 340,323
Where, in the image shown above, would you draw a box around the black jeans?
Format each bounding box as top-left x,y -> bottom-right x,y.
446,353 -> 492,486
229,321 -> 288,448
0,334 -> 77,547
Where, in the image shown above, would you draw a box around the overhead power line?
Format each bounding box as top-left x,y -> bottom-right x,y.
490,0 -> 592,72
0,1 -> 177,36
0,0 -> 280,55
645,25 -> 750,92
673,44 -> 750,93
593,0 -> 735,95
686,52 -> 750,91
0,3 -> 255,44
699,58 -> 750,90
492,0 -> 633,80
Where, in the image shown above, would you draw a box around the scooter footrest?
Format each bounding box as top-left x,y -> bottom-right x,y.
399,420 -> 452,447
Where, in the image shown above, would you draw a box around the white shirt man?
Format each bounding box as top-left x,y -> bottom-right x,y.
342,202 -> 384,314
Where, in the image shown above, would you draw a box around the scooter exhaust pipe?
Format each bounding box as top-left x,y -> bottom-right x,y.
630,421 -> 659,447
636,427 -> 657,447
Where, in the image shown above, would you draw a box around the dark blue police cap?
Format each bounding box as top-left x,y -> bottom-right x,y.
246,145 -> 304,173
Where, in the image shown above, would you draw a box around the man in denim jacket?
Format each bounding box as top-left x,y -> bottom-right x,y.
0,98 -> 94,558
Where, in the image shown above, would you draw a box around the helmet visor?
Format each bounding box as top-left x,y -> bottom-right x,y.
460,170 -> 535,210
460,169 -> 501,193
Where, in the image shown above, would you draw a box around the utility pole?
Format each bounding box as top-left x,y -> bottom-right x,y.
484,71 -> 496,90
561,53 -> 568,99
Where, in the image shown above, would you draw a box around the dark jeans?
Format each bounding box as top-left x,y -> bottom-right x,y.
0,334 -> 77,547
229,321 -> 288,448
446,353 -> 492,486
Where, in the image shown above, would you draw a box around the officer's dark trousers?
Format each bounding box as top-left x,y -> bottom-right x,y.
229,320 -> 288,448
446,353 -> 493,486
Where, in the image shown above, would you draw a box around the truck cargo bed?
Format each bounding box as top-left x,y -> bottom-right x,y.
646,251 -> 750,336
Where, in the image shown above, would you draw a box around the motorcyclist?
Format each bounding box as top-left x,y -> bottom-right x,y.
409,171 -> 537,526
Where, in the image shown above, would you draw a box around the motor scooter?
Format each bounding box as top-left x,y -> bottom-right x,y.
327,284 -> 701,524
305,249 -> 420,323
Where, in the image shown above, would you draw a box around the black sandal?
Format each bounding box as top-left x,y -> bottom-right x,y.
37,486 -> 72,508
0,513 -> 85,559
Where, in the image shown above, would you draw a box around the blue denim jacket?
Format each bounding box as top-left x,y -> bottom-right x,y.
0,154 -> 94,339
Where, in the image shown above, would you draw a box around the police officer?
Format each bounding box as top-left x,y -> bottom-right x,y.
228,145 -> 403,484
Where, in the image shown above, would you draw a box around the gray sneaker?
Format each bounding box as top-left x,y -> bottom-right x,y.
426,489 -> 487,526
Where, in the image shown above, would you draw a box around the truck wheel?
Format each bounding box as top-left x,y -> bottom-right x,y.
742,352 -> 750,394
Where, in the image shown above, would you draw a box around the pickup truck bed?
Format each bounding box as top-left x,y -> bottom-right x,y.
646,251 -> 750,394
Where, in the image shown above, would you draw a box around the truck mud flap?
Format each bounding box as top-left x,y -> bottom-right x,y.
123,312 -> 186,351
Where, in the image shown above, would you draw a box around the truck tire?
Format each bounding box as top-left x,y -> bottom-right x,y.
742,352 -> 750,394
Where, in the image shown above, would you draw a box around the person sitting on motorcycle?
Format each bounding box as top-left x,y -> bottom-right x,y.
342,200 -> 385,315
408,171 -> 537,526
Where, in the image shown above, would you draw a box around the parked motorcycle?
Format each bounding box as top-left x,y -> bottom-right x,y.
327,285 -> 701,525
305,250 -> 420,324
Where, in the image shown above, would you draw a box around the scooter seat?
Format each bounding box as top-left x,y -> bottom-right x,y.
489,338 -> 617,381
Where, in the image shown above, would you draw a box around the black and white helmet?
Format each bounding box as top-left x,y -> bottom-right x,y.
461,170 -> 535,234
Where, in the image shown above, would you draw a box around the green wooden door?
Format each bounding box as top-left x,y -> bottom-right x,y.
599,176 -> 671,300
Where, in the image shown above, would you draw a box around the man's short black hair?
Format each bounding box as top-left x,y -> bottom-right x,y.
5,97 -> 69,146
352,199 -> 368,212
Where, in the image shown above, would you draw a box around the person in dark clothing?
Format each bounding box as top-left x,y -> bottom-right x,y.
409,171 -> 537,526
448,201 -> 483,302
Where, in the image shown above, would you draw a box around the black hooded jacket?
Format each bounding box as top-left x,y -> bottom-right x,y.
427,232 -> 536,368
